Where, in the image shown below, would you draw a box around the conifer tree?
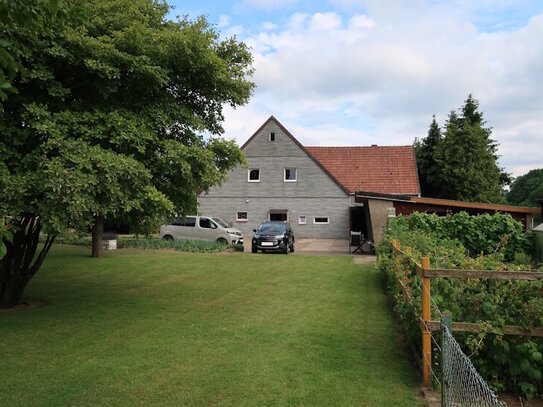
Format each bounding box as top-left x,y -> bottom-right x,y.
415,115 -> 443,196
435,97 -> 504,203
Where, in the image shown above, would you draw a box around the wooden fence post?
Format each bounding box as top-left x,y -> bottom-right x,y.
421,256 -> 431,387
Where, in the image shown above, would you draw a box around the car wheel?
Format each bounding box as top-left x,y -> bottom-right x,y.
252,246 -> 257,253
162,235 -> 174,241
282,243 -> 288,254
216,237 -> 228,245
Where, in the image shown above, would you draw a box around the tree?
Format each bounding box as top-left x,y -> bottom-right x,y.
461,94 -> 511,187
0,0 -> 254,307
0,0 -> 62,104
507,169 -> 543,207
435,96 -> 504,203
415,115 -> 443,196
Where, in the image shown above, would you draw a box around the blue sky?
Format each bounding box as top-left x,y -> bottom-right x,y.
169,0 -> 543,177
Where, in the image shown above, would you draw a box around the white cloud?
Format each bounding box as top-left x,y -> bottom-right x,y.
221,2 -> 543,177
309,12 -> 342,31
349,14 -> 376,29
243,0 -> 298,10
218,14 -> 230,28
261,21 -> 279,31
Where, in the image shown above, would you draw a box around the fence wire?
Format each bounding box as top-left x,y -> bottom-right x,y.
442,325 -> 506,407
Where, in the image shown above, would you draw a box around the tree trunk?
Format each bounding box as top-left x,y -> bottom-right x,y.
91,214 -> 104,258
0,214 -> 55,308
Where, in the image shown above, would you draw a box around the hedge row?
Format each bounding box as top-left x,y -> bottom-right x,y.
42,235 -> 240,253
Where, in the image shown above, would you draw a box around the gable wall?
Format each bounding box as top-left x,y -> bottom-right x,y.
198,119 -> 351,239
202,120 -> 347,199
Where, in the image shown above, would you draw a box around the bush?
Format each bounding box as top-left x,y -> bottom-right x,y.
379,212 -> 543,399
117,237 -> 230,253
42,234 -> 232,253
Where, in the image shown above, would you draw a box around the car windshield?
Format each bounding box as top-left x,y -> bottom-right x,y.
212,217 -> 230,228
258,223 -> 286,233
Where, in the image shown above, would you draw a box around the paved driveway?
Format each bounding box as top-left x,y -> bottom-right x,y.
243,237 -> 373,256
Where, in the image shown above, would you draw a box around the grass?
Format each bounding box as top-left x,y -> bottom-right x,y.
1,246 -> 420,406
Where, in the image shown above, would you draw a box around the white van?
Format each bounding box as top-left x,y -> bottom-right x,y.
159,216 -> 243,245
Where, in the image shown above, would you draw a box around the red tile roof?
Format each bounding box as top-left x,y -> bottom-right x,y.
306,146 -> 420,196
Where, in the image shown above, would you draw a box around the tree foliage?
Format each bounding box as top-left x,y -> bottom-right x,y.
415,115 -> 442,196
507,169 -> 543,208
0,0 -> 254,307
0,0 -> 63,104
415,95 -> 510,203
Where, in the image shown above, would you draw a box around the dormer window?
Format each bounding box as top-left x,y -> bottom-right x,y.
269,132 -> 275,142
248,169 -> 260,182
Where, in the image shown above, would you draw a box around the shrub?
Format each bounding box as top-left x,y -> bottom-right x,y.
42,234 -> 231,253
379,212 -> 543,399
117,237 -> 229,253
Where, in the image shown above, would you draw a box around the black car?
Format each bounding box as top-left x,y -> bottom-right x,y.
252,221 -> 295,254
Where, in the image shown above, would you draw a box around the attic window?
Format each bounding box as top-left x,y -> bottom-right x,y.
284,168 -> 297,182
248,169 -> 260,182
269,132 -> 275,142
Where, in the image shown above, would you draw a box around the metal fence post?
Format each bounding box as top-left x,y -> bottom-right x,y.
422,256 -> 431,387
441,315 -> 452,406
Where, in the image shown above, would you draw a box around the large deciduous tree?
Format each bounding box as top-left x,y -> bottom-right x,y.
0,0 -> 254,307
507,169 -> 543,207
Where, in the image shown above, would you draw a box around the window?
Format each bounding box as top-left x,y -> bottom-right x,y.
313,216 -> 329,224
172,217 -> 184,226
284,168 -> 297,182
269,132 -> 275,142
236,211 -> 248,222
172,217 -> 195,227
199,218 -> 217,229
248,169 -> 260,182
298,215 -> 306,225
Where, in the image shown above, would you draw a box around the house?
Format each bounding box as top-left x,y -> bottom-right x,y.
197,116 -> 419,243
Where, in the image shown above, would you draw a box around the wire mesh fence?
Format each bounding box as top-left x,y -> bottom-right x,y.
441,323 -> 506,407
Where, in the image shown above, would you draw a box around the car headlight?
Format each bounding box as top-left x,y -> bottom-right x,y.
275,234 -> 285,239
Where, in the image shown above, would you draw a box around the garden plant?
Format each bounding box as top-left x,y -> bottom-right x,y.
378,212 -> 543,399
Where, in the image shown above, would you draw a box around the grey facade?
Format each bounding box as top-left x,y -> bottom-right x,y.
198,117 -> 352,239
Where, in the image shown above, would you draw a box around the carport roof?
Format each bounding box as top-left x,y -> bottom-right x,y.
306,146 -> 420,196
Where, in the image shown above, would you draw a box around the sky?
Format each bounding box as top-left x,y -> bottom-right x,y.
169,0 -> 543,178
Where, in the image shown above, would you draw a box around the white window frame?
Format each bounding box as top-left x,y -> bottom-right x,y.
236,211 -> 248,222
284,167 -> 297,182
248,168 -> 260,182
298,215 -> 306,225
313,216 -> 329,225
269,132 -> 276,142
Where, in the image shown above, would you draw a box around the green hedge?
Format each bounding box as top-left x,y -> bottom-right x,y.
378,212 -> 543,399
42,235 -> 237,253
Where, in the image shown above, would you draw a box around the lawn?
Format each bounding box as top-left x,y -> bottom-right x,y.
1,246 -> 420,406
